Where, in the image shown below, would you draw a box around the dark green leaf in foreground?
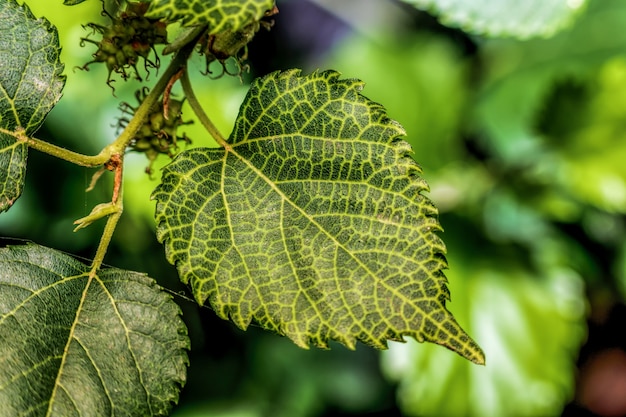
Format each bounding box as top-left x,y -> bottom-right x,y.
0,0 -> 65,213
153,70 -> 484,364
402,0 -> 588,39
147,0 -> 275,32
0,243 -> 189,416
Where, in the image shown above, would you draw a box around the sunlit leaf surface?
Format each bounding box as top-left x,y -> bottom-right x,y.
0,0 -> 64,213
0,243 -> 189,416
153,69 -> 484,363
382,259 -> 586,417
402,0 -> 587,38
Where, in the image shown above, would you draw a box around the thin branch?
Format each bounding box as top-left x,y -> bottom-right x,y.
163,68 -> 185,120
82,32 -> 205,274
106,42 -> 201,156
4,127 -> 109,167
162,24 -> 208,55
89,190 -> 123,278
180,69 -> 228,147
83,153 -> 123,276
4,33 -> 203,170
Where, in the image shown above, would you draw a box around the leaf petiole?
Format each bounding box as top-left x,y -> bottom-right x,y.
162,24 -> 208,55
4,127 -> 110,167
181,69 -> 228,147
88,179 -> 124,277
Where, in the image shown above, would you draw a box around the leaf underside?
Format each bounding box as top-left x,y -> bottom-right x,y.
153,69 -> 484,364
0,0 -> 65,213
0,243 -> 189,416
146,0 -> 275,32
402,0 -> 588,39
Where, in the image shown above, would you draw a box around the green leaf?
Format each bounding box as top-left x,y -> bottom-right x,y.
402,0 -> 588,39
0,0 -> 65,213
0,137 -> 26,213
146,0 -> 275,32
153,69 -> 484,364
328,32 -> 470,172
473,0 -> 626,209
0,243 -> 189,416
382,259 -> 586,417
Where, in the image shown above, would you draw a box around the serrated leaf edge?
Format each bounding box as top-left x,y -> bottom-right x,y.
153,70 -> 485,364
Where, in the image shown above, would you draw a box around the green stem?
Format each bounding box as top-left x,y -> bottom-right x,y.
3,128 -> 109,167
89,183 -> 123,277
83,38 -> 203,274
27,140 -> 108,166
181,69 -> 228,147
162,24 -> 208,55
7,38 -> 201,169
107,45 -> 201,156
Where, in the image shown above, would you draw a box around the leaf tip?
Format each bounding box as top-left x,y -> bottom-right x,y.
438,326 -> 486,365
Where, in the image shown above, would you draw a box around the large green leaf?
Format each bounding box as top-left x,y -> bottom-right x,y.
0,0 -> 64,213
153,69 -> 484,364
382,256 -> 586,417
0,243 -> 189,416
402,0 -> 588,39
146,0 -> 275,32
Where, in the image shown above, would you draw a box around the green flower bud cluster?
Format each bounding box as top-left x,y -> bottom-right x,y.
79,2 -> 168,88
118,88 -> 192,175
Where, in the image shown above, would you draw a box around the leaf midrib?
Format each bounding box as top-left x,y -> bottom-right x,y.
44,274 -> 151,416
276,197 -> 367,343
215,140 -> 426,332
46,273 -> 96,416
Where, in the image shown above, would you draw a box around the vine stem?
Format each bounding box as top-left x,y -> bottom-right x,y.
180,69 -> 228,147
106,44 -> 199,157
89,155 -> 124,277
8,37 -> 200,167
0,127 -> 110,166
83,41 -> 203,275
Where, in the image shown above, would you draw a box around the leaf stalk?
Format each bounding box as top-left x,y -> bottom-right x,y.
88,182 -> 123,277
181,69 -> 228,147
4,127 -> 110,167
8,33 -> 201,168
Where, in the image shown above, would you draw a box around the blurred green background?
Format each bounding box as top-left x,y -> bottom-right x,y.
3,0 -> 626,416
